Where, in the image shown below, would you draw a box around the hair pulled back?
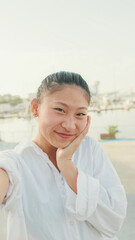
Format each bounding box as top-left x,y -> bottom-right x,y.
37,71 -> 91,104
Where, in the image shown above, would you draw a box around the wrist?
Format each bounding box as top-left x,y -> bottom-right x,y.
57,160 -> 78,194
57,158 -> 72,171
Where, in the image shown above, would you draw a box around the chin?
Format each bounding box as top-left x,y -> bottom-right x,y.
53,140 -> 72,149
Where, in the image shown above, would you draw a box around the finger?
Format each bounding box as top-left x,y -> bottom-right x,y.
85,115 -> 91,131
80,115 -> 91,136
58,115 -> 91,159
66,115 -> 91,152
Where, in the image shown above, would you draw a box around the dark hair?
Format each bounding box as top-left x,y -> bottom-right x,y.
37,71 -> 91,104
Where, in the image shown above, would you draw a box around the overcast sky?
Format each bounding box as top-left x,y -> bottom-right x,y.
0,0 -> 135,97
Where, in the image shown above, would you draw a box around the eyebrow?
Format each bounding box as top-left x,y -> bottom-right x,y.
54,101 -> 88,110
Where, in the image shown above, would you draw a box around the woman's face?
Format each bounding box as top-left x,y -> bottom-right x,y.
34,85 -> 89,150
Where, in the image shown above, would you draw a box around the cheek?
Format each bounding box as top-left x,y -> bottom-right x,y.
39,111 -> 60,129
77,118 -> 87,131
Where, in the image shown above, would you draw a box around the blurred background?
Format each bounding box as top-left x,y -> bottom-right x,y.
0,0 -> 135,144
0,1 -> 135,239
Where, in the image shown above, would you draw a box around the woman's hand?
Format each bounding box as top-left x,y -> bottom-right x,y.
56,116 -> 90,193
56,116 -> 90,169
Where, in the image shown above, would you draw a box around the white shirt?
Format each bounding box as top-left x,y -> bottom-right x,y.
0,136 -> 127,240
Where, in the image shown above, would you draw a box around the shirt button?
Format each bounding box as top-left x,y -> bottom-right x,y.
60,177 -> 64,184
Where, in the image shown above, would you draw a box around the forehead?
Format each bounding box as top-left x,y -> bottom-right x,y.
43,85 -> 89,105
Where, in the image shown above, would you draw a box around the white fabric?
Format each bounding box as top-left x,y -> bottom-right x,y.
0,136 -> 127,240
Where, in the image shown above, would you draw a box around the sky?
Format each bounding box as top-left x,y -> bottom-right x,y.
0,0 -> 135,97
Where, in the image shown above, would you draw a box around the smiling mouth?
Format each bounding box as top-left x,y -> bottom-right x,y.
54,131 -> 75,139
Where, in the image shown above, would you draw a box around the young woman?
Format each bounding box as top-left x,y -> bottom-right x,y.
0,72 -> 127,240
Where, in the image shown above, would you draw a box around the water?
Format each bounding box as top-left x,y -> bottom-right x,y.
89,108 -> 135,140
0,109 -> 135,144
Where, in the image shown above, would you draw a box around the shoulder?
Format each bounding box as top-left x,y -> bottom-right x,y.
0,141 -> 37,178
0,141 -> 33,166
0,148 -> 19,174
79,136 -> 101,152
75,136 -> 106,164
14,140 -> 34,155
74,136 -> 102,162
0,149 -> 17,161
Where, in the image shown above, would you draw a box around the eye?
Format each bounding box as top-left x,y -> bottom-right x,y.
54,108 -> 65,113
76,113 -> 86,116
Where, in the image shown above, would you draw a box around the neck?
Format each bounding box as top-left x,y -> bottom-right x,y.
33,134 -> 59,169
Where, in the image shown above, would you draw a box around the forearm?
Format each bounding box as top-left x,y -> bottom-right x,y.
64,169 -> 127,238
58,160 -> 78,194
0,168 -> 9,204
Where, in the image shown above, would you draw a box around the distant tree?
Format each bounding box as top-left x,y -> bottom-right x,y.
0,97 -> 23,105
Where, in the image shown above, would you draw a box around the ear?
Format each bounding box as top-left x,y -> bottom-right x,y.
31,98 -> 39,117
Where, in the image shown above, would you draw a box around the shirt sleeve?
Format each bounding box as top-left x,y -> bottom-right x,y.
0,150 -> 21,211
65,139 -> 127,238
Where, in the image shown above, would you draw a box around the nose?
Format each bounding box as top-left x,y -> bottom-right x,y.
61,116 -> 76,131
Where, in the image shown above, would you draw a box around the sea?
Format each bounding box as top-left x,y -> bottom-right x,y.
0,108 -> 135,149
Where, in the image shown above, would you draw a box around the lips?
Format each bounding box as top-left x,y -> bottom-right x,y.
54,131 -> 75,139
